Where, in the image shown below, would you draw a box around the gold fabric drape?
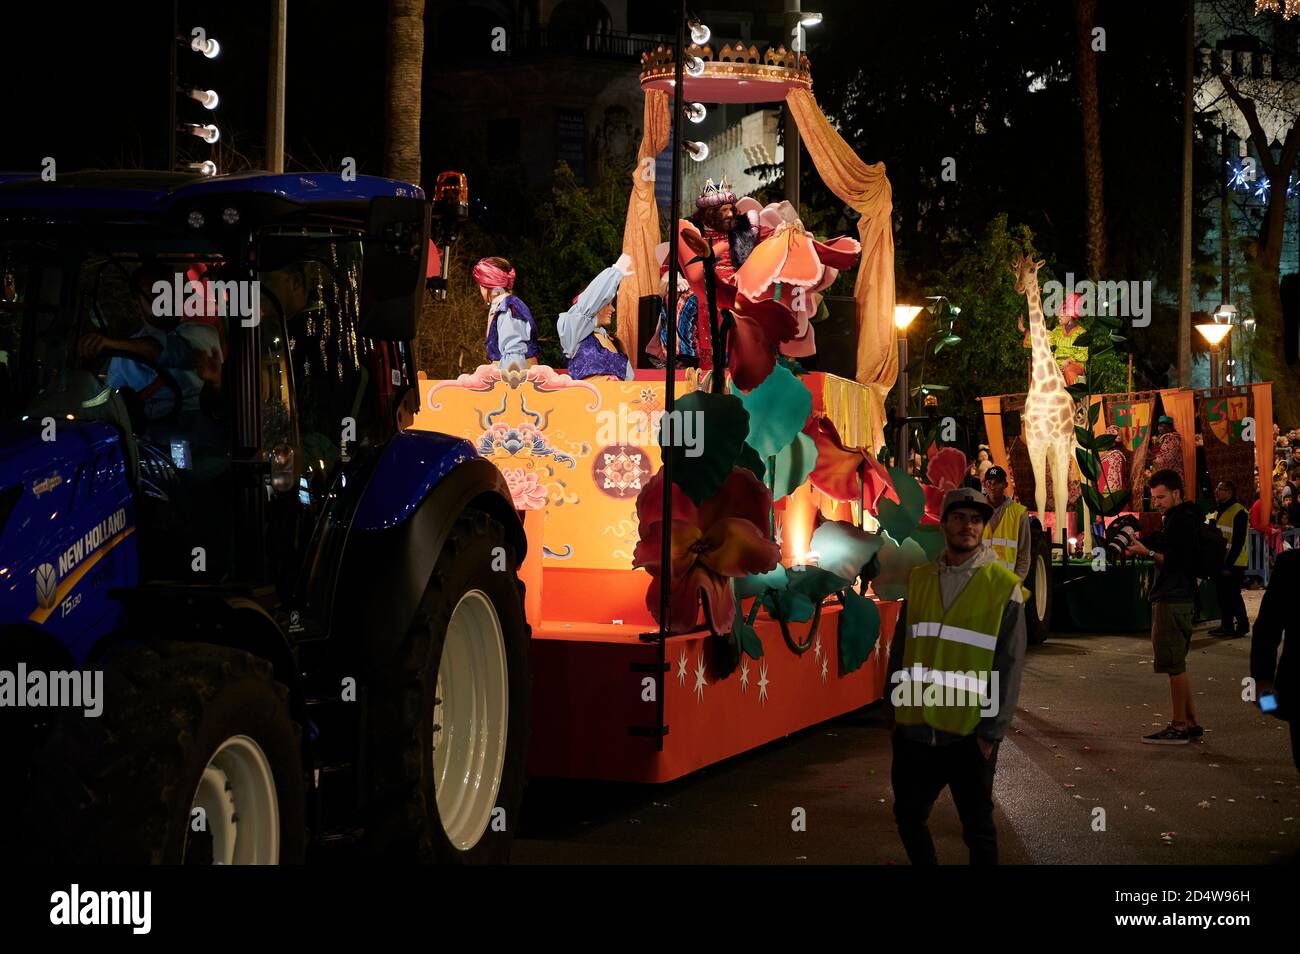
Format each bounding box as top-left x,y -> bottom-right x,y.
786,88 -> 896,454
616,90 -> 672,357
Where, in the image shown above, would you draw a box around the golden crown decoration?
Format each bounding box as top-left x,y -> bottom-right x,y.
640,41 -> 812,97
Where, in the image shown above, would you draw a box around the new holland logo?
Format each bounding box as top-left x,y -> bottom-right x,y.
35,563 -> 58,610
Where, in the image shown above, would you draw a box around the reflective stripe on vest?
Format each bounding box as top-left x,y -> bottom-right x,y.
983,501 -> 1027,573
1215,502 -> 1248,567
897,560 -> 1019,735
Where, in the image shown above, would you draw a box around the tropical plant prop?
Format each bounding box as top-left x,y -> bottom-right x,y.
633,467 -> 781,636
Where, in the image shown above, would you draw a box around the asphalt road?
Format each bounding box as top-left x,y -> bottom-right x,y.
515,589 -> 1300,864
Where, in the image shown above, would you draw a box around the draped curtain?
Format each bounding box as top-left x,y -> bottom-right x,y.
615,90 -> 671,357
785,88 -> 896,455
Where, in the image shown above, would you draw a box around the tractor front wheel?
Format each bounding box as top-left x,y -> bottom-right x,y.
365,508 -> 531,863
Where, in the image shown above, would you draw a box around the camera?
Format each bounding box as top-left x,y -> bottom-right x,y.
1104,514 -> 1143,564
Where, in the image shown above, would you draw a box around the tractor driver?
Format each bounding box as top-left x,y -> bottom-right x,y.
79,263 -> 223,421
982,466 -> 1032,591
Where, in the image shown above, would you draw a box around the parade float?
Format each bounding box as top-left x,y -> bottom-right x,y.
415,33 -> 918,783
979,375 -> 1275,632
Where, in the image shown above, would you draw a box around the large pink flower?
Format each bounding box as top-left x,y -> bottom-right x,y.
633,467 -> 781,634
502,467 -> 548,511
922,446 -> 969,523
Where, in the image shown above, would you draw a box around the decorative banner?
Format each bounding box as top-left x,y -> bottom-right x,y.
1198,386 -> 1257,504
1102,392 -> 1156,506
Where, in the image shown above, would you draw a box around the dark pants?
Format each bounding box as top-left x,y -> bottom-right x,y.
1215,566 -> 1248,632
891,732 -> 999,865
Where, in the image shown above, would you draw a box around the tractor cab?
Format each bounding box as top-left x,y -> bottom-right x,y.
0,171 -> 429,653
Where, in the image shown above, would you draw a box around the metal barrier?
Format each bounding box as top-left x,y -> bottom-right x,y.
1248,527 -> 1300,585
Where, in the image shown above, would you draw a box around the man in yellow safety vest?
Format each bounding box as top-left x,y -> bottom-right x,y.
1208,479 -> 1249,638
981,466 -> 1032,589
887,487 -> 1027,865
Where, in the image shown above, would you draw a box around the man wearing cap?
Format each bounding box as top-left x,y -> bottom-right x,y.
981,466 -> 1032,591
1207,479 -> 1249,638
887,487 -> 1027,865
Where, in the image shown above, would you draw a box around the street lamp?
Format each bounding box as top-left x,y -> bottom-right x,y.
895,305 -> 924,472
1195,321 -> 1232,387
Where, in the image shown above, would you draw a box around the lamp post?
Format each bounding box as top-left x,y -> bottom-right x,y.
895,305 -> 923,472
783,2 -> 821,209
1195,321 -> 1232,387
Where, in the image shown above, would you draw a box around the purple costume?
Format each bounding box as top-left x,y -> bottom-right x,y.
486,294 -> 540,367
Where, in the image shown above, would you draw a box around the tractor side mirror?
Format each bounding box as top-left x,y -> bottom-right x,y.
360,196 -> 430,341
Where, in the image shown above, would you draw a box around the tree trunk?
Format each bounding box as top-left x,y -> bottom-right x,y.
384,0 -> 424,184
1075,0 -> 1107,280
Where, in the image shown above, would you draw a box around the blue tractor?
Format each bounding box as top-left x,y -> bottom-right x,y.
0,171 -> 530,863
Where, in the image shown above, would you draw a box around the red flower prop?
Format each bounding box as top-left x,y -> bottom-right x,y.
802,415 -> 898,513
921,446 -> 969,523
728,295 -> 799,392
633,467 -> 781,634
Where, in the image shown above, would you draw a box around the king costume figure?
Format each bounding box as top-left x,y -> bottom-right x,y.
558,254 -> 635,381
474,256 -> 540,371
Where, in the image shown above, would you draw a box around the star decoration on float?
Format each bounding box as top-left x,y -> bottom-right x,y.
740,659 -> 751,692
678,648 -> 688,686
694,652 -> 708,702
820,655 -> 829,684
758,661 -> 770,704
812,635 -> 822,662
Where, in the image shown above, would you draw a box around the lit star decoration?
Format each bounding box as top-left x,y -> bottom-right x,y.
1226,161 -> 1252,192
677,648 -> 688,686
758,661 -> 771,704
694,653 -> 708,702
740,659 -> 751,692
1255,176 -> 1271,201
820,655 -> 829,683
812,636 -> 822,662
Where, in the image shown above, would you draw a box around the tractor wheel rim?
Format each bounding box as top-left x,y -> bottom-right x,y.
186,735 -> 280,865
433,588 -> 509,851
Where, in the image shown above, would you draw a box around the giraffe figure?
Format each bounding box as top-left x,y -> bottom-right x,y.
1011,253 -> 1092,555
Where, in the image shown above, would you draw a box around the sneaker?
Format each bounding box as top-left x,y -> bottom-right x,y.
1142,724 -> 1191,745
1187,724 -> 1204,739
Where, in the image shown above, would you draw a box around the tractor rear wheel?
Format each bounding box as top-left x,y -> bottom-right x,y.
1024,530 -> 1054,646
365,508 -> 531,863
26,642 -> 306,864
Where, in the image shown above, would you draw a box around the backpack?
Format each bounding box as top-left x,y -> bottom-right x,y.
1194,521 -> 1228,580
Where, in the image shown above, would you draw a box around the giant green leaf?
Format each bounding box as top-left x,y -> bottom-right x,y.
736,442 -> 766,482
664,390 -> 749,504
875,466 -> 926,545
785,564 -> 854,604
735,564 -> 789,599
1075,447 -> 1100,482
769,431 -> 818,500
839,589 -> 881,675
731,364 -> 812,459
731,594 -> 764,660
810,520 -> 885,584
871,536 -> 929,601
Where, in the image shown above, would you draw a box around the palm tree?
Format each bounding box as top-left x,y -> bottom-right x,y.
384,0 -> 425,185
1075,0 -> 1107,280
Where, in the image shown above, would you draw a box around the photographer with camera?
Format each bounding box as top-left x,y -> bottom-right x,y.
1125,469 -> 1205,745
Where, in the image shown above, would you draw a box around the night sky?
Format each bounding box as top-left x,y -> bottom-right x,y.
0,1 -> 389,175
